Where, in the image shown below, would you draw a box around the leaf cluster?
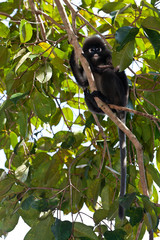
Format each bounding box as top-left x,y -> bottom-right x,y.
0,0 -> 160,239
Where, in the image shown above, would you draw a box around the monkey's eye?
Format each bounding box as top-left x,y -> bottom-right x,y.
96,47 -> 102,52
88,47 -> 102,54
88,48 -> 96,53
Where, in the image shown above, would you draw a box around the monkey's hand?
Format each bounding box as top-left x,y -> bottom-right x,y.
70,50 -> 89,88
94,65 -> 114,74
91,91 -> 109,104
84,89 -> 104,114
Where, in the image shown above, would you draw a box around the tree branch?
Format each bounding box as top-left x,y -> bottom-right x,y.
95,97 -> 148,196
28,0 -> 46,41
54,0 -> 149,197
0,12 -> 20,23
35,9 -> 65,30
63,0 -> 112,49
108,104 -> 160,123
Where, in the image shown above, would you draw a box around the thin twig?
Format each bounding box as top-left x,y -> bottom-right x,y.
92,114 -> 107,178
108,104 -> 160,123
54,0 -> 149,198
28,0 -> 46,41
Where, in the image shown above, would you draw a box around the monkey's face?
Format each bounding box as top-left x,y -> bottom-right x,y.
82,36 -> 112,66
83,44 -> 111,66
88,47 -> 102,62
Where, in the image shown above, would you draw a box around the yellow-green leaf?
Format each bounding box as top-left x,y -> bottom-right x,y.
20,19 -> 33,43
38,42 -> 55,59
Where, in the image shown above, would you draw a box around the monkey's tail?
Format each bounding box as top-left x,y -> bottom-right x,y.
118,127 -> 127,220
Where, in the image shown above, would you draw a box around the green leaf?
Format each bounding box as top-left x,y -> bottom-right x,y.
141,123 -> 151,143
93,209 -> 108,225
97,23 -> 112,33
144,90 -> 160,110
37,42 -> 55,59
10,131 -> 18,149
119,192 -> 136,209
142,16 -> 160,31
61,133 -> 75,149
0,110 -> 6,131
13,48 -> 26,60
33,199 -> 59,212
0,177 -> 15,195
51,57 -> 66,71
24,215 -> 53,240
61,79 -> 78,93
86,179 -> 100,206
50,108 -> 61,126
143,27 -> 160,57
101,186 -> 110,210
21,195 -> 35,210
17,110 -> 28,138
54,131 -> 70,143
9,92 -> 28,104
54,48 -> 66,59
142,196 -> 158,231
126,207 -> 143,226
144,213 -> 152,232
51,219 -> 72,240
144,57 -> 160,71
33,92 -> 56,122
0,2 -> 15,12
156,147 -> 160,172
68,97 -> 87,110
20,19 -> 33,43
62,107 -> 73,123
0,46 -> 10,67
100,2 -> 126,13
0,22 -> 10,38
22,195 -> 59,212
74,222 -> 98,240
1,212 -> 19,233
35,64 -> 52,83
112,41 -> 135,71
152,185 -> 158,203
15,52 -> 32,72
104,229 -> 126,240
115,26 -> 139,50
71,175 -> 83,212
147,164 -> 160,187
72,132 -> 85,148
15,164 -> 29,182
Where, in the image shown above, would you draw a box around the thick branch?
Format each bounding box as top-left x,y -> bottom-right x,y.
63,0 -> 112,49
54,0 -> 97,92
95,97 -> 148,196
54,0 -> 148,197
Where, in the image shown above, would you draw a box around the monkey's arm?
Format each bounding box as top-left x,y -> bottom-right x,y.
115,70 -> 129,102
69,50 -> 89,88
91,90 -> 109,104
84,89 -> 104,114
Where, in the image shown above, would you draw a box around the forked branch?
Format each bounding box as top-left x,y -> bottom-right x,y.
54,0 -> 149,197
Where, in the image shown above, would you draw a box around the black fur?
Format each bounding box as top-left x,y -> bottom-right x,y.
69,36 -> 129,219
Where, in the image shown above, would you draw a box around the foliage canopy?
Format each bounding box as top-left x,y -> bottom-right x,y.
0,0 -> 160,239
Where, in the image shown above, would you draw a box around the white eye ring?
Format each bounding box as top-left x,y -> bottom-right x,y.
88,47 -> 102,53
88,48 -> 95,53
96,47 -> 102,52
